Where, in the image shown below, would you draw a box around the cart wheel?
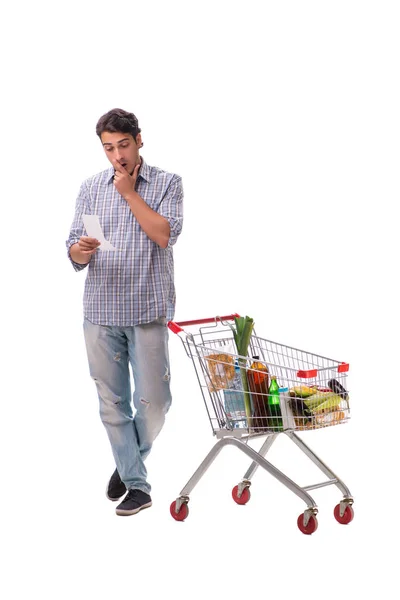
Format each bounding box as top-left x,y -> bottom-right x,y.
334,503 -> 354,525
232,485 -> 251,505
170,500 -> 189,522
297,513 -> 318,535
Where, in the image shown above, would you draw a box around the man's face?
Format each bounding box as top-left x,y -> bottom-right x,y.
101,131 -> 142,175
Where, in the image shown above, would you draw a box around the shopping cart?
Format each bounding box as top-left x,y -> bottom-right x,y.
168,314 -> 354,535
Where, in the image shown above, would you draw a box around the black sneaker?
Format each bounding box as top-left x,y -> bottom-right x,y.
106,469 -> 127,501
116,489 -> 152,516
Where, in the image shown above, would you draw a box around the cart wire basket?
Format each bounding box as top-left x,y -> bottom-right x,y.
168,314 -> 354,535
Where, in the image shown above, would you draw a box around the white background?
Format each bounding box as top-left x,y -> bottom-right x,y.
1,0 -> 398,598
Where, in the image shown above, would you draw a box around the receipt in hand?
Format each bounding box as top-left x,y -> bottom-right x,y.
82,214 -> 116,251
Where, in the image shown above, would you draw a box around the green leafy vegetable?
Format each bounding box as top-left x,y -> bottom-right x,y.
232,316 -> 254,422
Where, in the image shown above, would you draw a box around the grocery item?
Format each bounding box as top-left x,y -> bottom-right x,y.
232,316 -> 254,358
232,315 -> 255,422
312,394 -> 343,414
288,397 -> 313,425
327,379 -> 349,401
310,385 -> 332,392
303,391 -> 339,412
268,376 -> 283,430
289,386 -> 344,429
224,390 -> 248,428
279,386 -> 296,430
247,356 -> 270,431
315,410 -> 346,426
224,360 -> 247,428
290,385 -> 317,398
205,352 -> 235,392
230,359 -> 243,390
293,417 -> 313,430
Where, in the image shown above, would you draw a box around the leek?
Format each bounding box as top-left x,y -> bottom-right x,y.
232,316 -> 254,422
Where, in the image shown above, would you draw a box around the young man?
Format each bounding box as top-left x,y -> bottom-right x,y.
66,108 -> 183,516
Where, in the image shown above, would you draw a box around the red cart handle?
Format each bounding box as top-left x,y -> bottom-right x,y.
168,313 -> 240,334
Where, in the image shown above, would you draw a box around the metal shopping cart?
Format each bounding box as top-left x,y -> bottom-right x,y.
168,314 -> 354,535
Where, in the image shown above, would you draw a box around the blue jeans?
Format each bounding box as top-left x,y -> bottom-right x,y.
83,316 -> 172,495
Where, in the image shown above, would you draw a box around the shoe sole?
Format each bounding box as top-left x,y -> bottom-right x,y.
116,501 -> 153,516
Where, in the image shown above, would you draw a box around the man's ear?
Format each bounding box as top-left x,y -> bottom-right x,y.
136,133 -> 143,148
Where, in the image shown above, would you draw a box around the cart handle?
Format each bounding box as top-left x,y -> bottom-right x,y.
168,313 -> 240,334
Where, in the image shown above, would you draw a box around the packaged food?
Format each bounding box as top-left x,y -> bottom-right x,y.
315,410 -> 346,426
294,417 -> 314,431
205,344 -> 236,392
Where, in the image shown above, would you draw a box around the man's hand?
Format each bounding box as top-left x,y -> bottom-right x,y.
77,236 -> 101,256
113,160 -> 140,198
69,237 -> 100,265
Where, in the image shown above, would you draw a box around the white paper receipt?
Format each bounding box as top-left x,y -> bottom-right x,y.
82,214 -> 116,251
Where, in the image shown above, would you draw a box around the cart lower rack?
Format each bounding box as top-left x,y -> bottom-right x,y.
168,314 -> 354,535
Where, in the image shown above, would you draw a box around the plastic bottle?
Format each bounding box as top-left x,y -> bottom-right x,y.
268,376 -> 283,431
224,360 -> 247,428
231,359 -> 242,390
247,356 -> 270,431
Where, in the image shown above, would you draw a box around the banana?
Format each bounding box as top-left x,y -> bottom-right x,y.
290,385 -> 317,398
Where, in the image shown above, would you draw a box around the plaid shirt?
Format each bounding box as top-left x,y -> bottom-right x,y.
66,158 -> 183,326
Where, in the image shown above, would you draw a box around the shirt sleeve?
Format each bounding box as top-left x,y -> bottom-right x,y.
158,175 -> 184,247
66,181 -> 90,272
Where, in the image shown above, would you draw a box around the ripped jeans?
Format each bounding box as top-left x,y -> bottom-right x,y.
83,316 -> 172,495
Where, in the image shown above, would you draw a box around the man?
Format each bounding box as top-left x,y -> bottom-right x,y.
66,108 -> 183,516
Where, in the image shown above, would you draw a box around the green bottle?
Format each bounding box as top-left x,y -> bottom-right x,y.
268,376 -> 283,431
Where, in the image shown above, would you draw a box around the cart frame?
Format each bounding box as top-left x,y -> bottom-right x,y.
168,314 -> 354,534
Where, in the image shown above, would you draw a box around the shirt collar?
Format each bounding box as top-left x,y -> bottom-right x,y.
138,158 -> 151,183
107,157 -> 151,185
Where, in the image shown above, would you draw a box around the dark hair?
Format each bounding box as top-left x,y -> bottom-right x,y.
96,108 -> 141,140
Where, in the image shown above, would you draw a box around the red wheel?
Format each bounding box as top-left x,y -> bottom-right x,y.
170,500 -> 189,521
232,485 -> 251,505
297,513 -> 318,535
334,503 -> 354,524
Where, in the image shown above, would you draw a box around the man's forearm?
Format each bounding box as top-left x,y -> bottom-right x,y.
125,191 -> 170,248
69,243 -> 92,265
